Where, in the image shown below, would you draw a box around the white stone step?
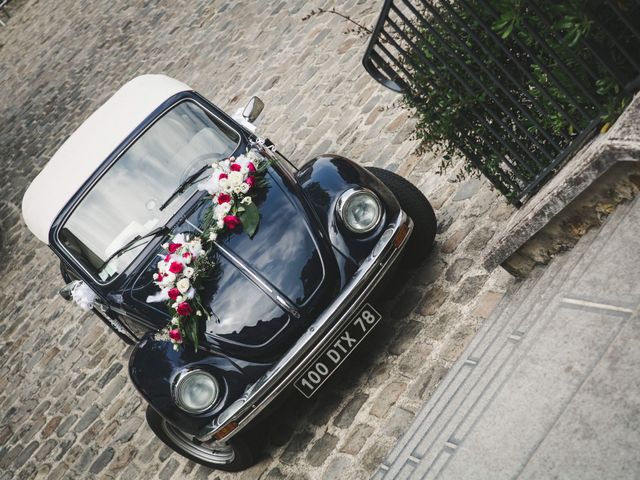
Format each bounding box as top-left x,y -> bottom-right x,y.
377,198 -> 639,479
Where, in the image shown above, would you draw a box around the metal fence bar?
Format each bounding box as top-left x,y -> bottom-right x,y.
405,0 -> 563,159
440,0 -> 580,136
384,7 -> 545,176
362,0 -> 640,204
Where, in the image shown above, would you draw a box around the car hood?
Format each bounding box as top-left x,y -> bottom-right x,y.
129,160 -> 340,359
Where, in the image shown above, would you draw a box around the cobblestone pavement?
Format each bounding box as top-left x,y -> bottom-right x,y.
0,1 -> 515,479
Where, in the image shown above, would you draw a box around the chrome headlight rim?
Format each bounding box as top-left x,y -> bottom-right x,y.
173,369 -> 220,414
336,187 -> 383,234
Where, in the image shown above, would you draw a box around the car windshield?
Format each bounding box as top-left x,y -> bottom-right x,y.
59,100 -> 240,282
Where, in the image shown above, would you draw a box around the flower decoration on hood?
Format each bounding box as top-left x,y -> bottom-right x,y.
147,143 -> 272,351
197,148 -> 269,241
148,233 -> 212,350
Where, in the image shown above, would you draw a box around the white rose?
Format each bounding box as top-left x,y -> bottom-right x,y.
176,295 -> 183,303
161,273 -> 176,288
247,150 -> 261,163
184,267 -> 195,278
228,171 -> 243,187
215,203 -> 230,220
217,219 -> 224,228
189,239 -> 203,257
177,278 -> 190,294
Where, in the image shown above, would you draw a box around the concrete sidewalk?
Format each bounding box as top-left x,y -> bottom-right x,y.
376,196 -> 640,479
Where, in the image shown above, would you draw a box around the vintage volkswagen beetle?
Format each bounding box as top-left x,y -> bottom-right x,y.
21,75 -> 436,471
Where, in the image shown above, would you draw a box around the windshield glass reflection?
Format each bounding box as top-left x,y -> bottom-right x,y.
59,101 -> 240,282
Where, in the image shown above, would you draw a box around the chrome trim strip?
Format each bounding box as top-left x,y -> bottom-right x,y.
197,210 -> 412,442
212,242 -> 301,319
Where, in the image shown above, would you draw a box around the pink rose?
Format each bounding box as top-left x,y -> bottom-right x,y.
247,162 -> 256,172
169,261 -> 184,274
176,302 -> 192,316
230,163 -> 241,172
168,329 -> 182,342
223,215 -> 241,230
217,193 -> 231,204
167,288 -> 180,300
245,176 -> 255,188
168,243 -> 182,253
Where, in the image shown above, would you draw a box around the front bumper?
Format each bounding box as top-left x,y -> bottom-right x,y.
197,210 -> 413,443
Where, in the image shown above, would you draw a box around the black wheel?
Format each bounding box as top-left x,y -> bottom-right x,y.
367,167 -> 437,266
145,407 -> 255,472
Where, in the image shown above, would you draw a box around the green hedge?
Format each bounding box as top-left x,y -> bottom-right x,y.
402,0 -> 640,201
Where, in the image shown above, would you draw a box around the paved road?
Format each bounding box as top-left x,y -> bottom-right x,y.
0,1 -> 514,478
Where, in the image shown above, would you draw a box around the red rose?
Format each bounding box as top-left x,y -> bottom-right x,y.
164,254 -> 172,262
245,176 -> 255,188
168,329 -> 182,342
176,302 -> 192,316
168,243 -> 182,253
247,162 -> 256,172
169,261 -> 184,274
217,193 -> 231,204
167,288 -> 180,300
219,173 -> 228,180
223,215 -> 241,230
230,163 -> 241,172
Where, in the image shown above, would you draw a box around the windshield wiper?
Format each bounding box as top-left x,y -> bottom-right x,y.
98,225 -> 171,271
159,164 -> 211,211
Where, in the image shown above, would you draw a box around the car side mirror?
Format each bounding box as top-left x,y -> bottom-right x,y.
59,280 -> 81,301
242,96 -> 264,123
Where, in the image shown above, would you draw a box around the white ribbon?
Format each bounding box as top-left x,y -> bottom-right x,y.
71,282 -> 98,311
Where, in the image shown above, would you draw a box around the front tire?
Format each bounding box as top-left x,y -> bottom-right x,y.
367,167 -> 437,266
145,407 -> 255,472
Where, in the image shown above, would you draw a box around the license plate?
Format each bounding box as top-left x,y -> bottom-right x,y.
294,304 -> 382,398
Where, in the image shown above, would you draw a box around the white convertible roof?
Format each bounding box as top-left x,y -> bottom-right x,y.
22,74 -> 192,244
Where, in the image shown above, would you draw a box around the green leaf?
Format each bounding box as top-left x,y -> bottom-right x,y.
239,202 -> 260,238
185,317 -> 199,351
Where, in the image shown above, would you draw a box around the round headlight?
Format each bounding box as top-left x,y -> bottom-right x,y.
174,370 -> 219,414
338,188 -> 382,233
